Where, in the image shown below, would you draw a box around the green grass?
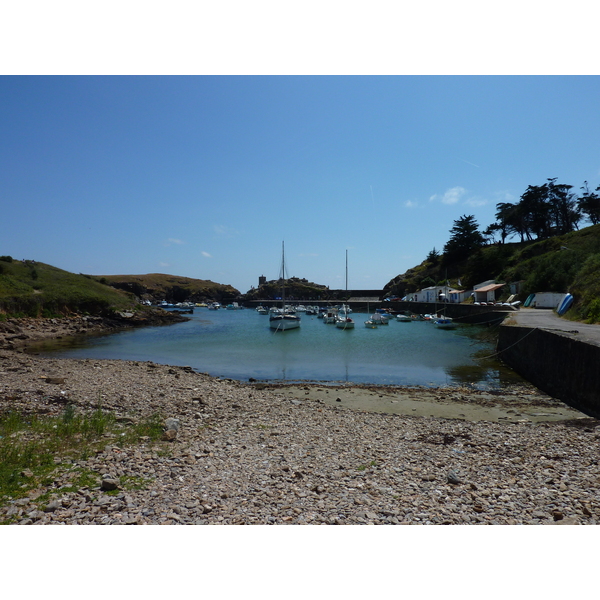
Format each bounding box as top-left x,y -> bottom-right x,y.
0,259 -> 136,317
357,460 -> 378,471
0,404 -> 165,511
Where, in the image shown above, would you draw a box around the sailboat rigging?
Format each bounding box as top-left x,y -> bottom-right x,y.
269,242 -> 301,331
336,249 -> 355,329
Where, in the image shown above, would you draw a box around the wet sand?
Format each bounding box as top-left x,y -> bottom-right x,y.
270,382 -> 586,423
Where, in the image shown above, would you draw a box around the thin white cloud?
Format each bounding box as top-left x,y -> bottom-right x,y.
213,224 -> 238,238
458,158 -> 480,168
464,197 -> 488,207
441,186 -> 466,205
405,200 -> 418,208
494,190 -> 516,203
158,261 -> 170,268
163,238 -> 184,246
429,194 -> 438,202
201,251 -> 212,258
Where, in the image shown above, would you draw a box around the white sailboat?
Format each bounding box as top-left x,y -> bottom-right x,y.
336,250 -> 355,329
269,242 -> 301,331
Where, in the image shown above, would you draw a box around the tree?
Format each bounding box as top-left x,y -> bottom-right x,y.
519,183 -> 551,239
546,178 -> 580,235
578,181 -> 600,225
443,215 -> 485,264
426,247 -> 440,263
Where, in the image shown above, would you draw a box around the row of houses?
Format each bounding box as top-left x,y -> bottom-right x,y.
406,280 -> 518,304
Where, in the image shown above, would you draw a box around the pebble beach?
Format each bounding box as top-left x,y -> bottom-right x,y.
1,316 -> 599,525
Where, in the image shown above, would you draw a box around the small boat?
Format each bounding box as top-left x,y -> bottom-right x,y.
336,314 -> 355,329
396,313 -> 411,322
269,242 -> 301,331
434,317 -> 456,329
364,319 -> 378,328
370,313 -> 388,326
256,306 -> 269,315
322,306 -> 339,324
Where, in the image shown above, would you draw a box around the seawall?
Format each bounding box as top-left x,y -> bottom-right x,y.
497,324 -> 600,418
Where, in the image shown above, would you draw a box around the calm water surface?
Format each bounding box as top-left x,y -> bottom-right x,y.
33,308 -> 524,388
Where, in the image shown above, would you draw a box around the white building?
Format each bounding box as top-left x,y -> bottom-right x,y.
411,285 -> 464,303
473,281 -> 506,303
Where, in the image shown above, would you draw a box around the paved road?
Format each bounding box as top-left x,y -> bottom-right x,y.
511,308 -> 600,347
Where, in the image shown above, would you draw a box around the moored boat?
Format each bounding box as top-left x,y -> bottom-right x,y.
434,317 -> 456,329
335,315 -> 355,329
269,242 -> 301,331
322,307 -> 339,324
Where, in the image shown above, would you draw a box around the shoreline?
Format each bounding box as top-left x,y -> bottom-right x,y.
1,316 -> 599,525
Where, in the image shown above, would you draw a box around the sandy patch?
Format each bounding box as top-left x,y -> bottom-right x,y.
269,382 -> 587,423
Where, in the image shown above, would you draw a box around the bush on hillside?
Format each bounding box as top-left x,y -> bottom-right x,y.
570,253 -> 600,323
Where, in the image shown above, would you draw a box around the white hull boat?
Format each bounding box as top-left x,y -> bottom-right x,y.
269,242 -> 300,332
336,316 -> 355,329
269,314 -> 301,330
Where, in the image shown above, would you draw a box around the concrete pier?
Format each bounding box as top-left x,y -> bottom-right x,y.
497,309 -> 600,418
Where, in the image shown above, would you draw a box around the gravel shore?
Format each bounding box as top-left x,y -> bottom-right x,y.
1,316 -> 599,525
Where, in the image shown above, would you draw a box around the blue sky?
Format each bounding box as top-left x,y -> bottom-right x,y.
2,75 -> 600,294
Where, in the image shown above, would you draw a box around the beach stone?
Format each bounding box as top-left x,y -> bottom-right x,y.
164,417 -> 180,431
162,429 -> 177,441
101,478 -> 120,491
44,500 -> 61,512
447,470 -> 461,485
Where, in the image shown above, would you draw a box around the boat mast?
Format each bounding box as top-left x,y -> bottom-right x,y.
345,249 -> 348,293
281,241 -> 285,311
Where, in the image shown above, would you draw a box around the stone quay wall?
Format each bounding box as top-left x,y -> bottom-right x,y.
497,325 -> 600,418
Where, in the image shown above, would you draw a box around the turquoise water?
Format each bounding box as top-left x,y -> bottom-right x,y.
33,308 -> 524,389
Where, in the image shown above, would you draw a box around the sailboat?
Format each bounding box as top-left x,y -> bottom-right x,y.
269,242 -> 301,331
336,250 -> 355,329
434,279 -> 455,329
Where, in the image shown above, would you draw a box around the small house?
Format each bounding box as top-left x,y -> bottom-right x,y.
473,281 -> 506,303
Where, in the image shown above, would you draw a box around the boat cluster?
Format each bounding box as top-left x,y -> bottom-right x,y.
254,303 -> 458,330
363,309 -> 457,329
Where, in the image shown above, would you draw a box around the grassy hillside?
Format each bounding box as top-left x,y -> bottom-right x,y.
95,273 -> 240,304
383,224 -> 600,323
0,258 -> 136,318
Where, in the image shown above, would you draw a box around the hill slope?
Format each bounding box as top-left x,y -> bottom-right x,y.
95,273 -> 240,304
383,224 -> 600,323
0,258 -> 136,317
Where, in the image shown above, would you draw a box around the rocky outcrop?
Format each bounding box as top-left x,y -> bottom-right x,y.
0,309 -> 188,350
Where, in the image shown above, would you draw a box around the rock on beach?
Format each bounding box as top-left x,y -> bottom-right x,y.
1,316 -> 599,526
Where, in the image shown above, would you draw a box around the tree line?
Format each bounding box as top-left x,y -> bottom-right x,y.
439,178 -> 600,265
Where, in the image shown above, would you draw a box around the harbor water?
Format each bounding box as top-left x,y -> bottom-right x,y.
33,308 -> 525,389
